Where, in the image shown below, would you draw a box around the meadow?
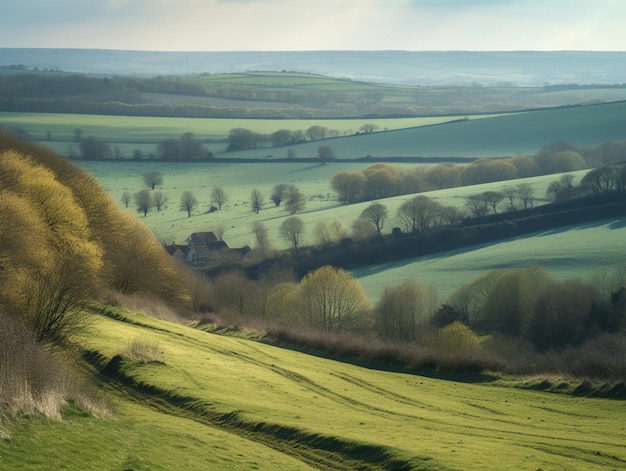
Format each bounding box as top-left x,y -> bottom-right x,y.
4,100 -> 626,161
76,160 -> 569,250
75,159 -> 611,304
2,306 -> 624,470
0,110 -> 506,156
354,216 -> 626,301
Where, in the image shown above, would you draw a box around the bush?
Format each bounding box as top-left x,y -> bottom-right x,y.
0,312 -> 110,420
123,337 -> 164,364
429,322 -> 482,356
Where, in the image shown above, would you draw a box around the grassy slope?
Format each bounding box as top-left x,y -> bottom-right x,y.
73,158 -> 576,249
353,216 -> 626,301
3,308 -> 625,470
4,101 -> 626,160
223,101 -> 626,159
75,159 -> 626,304
0,111 -> 495,156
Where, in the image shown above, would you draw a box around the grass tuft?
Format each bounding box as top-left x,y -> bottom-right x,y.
123,337 -> 164,364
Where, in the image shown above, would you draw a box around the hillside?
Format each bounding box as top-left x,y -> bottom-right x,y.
3,306 -> 625,470
354,216 -> 626,301
4,100 -> 625,162
223,101 -> 626,159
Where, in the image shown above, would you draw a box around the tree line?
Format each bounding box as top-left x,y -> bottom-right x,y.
226,125 -> 379,151
331,139 -> 626,204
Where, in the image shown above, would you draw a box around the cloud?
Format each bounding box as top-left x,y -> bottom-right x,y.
1,0 -> 625,51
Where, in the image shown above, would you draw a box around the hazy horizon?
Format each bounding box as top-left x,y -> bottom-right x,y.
1,1 -> 625,52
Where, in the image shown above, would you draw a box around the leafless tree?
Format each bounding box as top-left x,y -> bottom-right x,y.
134,189 -> 154,217
121,190 -> 131,208
179,190 -> 198,218
285,187 -> 306,214
360,203 -> 388,235
280,216 -> 304,252
153,191 -> 168,212
250,188 -> 264,214
211,186 -> 228,210
142,171 -> 163,190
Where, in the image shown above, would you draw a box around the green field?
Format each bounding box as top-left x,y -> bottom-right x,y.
353,217 -> 626,301
2,307 -> 624,470
74,159 -> 618,304
3,101 -> 626,160
0,111 -> 494,156
75,160 -> 569,256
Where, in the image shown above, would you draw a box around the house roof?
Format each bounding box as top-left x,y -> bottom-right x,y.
164,244 -> 190,256
189,232 -> 218,245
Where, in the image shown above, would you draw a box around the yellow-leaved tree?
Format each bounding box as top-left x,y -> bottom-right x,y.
0,150 -> 102,341
297,266 -> 372,333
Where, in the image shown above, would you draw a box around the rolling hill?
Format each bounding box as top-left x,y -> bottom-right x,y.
224,101 -> 626,159
3,306 -> 624,470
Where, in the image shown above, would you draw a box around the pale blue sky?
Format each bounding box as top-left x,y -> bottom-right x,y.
0,0 -> 624,51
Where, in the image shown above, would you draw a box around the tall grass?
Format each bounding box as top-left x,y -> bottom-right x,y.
123,337 -> 164,364
0,312 -> 111,422
104,290 -> 184,322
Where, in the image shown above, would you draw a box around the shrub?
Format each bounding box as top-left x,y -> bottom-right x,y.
123,337 -> 164,364
429,321 -> 482,356
0,312 -> 110,420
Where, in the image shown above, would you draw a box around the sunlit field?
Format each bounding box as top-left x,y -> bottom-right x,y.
353,217 -> 626,301
3,307 -> 624,470
72,159 -> 616,305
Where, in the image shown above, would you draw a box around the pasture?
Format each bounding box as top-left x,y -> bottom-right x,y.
3,101 -> 626,160
3,306 -> 625,470
354,216 -> 626,302
0,111 -> 496,156
75,159 -> 610,304
76,160 -> 568,253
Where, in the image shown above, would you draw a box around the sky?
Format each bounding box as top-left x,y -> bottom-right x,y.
0,0 -> 625,52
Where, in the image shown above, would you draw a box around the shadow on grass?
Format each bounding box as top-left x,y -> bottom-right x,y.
83,349 -> 420,471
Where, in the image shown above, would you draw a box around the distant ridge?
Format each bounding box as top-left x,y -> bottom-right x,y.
2,49 -> 626,86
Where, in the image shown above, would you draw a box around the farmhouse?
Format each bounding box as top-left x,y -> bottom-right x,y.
164,231 -> 249,266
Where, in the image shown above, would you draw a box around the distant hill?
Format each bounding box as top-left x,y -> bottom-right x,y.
226,101 -> 626,158
2,49 -> 626,86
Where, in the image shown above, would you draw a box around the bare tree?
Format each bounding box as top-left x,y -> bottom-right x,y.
305,125 -> 328,141
375,281 -> 427,341
211,186 -> 228,210
546,174 -> 577,202
331,171 -> 366,204
252,221 -> 271,258
280,216 -> 304,252
318,145 -> 336,165
481,191 -> 504,214
121,190 -> 131,208
285,187 -> 306,214
397,196 -> 442,233
360,203 -> 388,235
142,171 -> 163,190
516,183 -> 535,209
179,190 -> 198,218
153,191 -> 168,212
351,217 -> 378,241
250,188 -> 264,214
133,189 -> 154,217
465,194 -> 489,218
502,186 -> 518,210
271,183 -> 291,207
